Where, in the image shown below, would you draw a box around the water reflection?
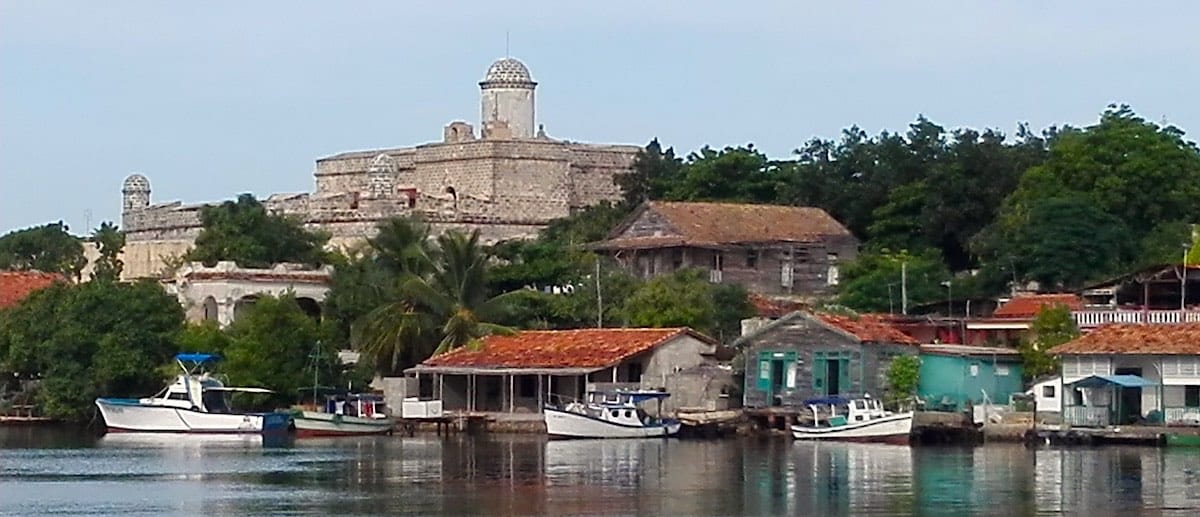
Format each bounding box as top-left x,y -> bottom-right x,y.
3,426 -> 1200,516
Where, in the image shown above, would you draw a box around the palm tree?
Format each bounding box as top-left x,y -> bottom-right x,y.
355,223 -> 520,374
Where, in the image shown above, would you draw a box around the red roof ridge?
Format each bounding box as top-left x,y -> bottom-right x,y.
1050,322 -> 1200,355
994,293 -> 1083,318
420,327 -> 707,370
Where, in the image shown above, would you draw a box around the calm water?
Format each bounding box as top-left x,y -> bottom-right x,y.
3,427 -> 1200,516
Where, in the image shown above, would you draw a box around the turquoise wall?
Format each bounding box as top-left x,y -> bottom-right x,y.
917,353 -> 1024,411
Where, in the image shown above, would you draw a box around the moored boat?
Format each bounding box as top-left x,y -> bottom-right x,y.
94,353 -> 294,435
291,393 -> 394,437
791,395 -> 913,444
544,387 -> 680,439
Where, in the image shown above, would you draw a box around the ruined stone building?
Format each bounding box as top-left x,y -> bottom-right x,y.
120,58 -> 641,279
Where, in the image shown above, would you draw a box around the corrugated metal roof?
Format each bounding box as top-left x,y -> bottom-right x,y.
420,328 -> 714,370
1050,323 -> 1200,355
0,271 -> 63,309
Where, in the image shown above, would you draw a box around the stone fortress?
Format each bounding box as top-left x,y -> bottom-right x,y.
120,58 -> 641,279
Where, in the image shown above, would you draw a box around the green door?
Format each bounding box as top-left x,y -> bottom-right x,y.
757,351 -> 796,405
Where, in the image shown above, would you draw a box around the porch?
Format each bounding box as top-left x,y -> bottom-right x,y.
1063,374 -> 1200,427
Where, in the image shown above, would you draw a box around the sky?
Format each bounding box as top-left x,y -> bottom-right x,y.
2,1 -> 1199,235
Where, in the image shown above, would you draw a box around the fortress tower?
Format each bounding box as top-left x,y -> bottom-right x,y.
479,58 -> 536,139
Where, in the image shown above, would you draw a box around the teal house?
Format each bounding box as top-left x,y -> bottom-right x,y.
918,344 -> 1023,411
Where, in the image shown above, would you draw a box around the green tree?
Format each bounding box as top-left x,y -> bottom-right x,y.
0,280 -> 184,421
666,145 -> 783,203
994,197 -> 1133,290
1022,304 -> 1080,380
89,222 -> 125,282
885,355 -> 920,407
989,105 -> 1200,270
220,294 -> 339,407
187,194 -> 330,268
617,269 -> 749,338
0,222 -> 86,279
837,248 -> 950,313
616,139 -> 684,206
356,229 -> 521,374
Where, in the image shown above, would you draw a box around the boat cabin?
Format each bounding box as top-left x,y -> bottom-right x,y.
142,353 -> 273,414
560,387 -> 673,427
322,394 -> 388,419
803,396 -> 888,427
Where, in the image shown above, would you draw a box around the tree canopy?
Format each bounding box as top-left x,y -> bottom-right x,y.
89,222 -> 125,282
187,194 -> 330,268
1022,304 -> 1080,380
0,222 -> 86,279
0,280 -> 185,421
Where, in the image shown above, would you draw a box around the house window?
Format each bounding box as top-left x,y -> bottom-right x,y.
519,376 -> 537,398
672,249 -> 684,270
746,249 -> 759,269
1042,385 -> 1056,399
625,362 -> 643,383
1186,386 -> 1200,408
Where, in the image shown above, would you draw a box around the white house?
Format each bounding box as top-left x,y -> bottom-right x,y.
1050,323 -> 1200,427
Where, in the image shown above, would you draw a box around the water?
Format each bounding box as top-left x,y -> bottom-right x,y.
3,427 -> 1200,516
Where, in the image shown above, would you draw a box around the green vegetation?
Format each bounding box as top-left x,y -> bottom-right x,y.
1021,304 -> 1081,380
0,280 -> 186,421
0,221 -> 86,279
187,194 -> 329,267
885,355 -> 921,406
89,222 -> 125,283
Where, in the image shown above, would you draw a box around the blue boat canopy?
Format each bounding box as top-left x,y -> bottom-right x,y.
175,352 -> 221,363
628,392 -> 671,403
1068,374 -> 1156,389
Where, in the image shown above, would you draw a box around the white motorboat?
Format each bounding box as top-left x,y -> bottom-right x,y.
291,392 -> 394,437
791,395 -> 913,444
544,388 -> 681,439
94,353 -> 294,434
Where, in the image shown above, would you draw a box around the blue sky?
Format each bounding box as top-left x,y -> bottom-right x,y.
2,1 -> 1198,235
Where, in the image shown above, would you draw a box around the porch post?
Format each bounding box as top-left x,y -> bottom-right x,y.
537,375 -> 544,413
437,374 -> 443,400
508,374 -> 515,412
612,366 -> 618,383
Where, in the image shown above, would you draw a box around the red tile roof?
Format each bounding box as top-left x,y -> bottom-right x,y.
422,328 -> 714,369
814,313 -> 919,345
749,294 -> 807,318
0,271 -> 63,309
595,201 -> 852,249
993,294 -> 1083,318
1050,323 -> 1200,355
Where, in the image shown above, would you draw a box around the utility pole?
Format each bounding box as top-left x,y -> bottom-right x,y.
595,259 -> 603,328
901,262 -> 908,315
1184,244 -> 1190,312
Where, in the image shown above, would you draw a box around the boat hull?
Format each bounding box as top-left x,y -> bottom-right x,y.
292,411 -> 394,437
791,412 -> 913,444
95,398 -> 293,434
544,407 -> 680,439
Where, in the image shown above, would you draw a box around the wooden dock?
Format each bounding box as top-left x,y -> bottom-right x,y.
395,413 -> 494,437
1029,425 -> 1200,447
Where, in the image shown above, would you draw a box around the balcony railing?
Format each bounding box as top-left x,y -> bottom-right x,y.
1165,407 -> 1200,426
1064,405 -> 1110,427
1072,310 -> 1200,328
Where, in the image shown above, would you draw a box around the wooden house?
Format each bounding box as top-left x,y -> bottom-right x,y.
590,201 -> 858,296
735,311 -> 918,408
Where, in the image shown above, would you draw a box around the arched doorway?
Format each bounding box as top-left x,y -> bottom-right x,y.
202,296 -> 218,322
295,297 -> 322,321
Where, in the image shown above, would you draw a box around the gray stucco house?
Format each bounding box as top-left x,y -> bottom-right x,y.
736,311 -> 919,408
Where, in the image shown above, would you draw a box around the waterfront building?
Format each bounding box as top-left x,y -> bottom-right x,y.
1050,323 -> 1200,427
405,327 -> 721,416
162,261 -> 332,327
916,344 -> 1023,412
736,311 -> 918,409
590,201 -> 858,298
118,58 -> 641,280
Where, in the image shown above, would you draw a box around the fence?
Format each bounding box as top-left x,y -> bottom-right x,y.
1064,405 -> 1110,427
1164,406 -> 1200,426
1072,310 -> 1200,328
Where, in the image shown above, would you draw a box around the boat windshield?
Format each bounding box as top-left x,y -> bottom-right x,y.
202,391 -> 231,413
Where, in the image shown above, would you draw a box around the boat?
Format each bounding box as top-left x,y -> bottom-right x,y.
290,392 -> 394,437
94,353 -> 294,434
791,395 -> 913,444
543,387 -> 681,439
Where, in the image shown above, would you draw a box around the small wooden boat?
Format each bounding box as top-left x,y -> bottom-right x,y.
544,387 -> 680,439
94,353 -> 294,435
791,395 -> 912,444
291,393 -> 394,437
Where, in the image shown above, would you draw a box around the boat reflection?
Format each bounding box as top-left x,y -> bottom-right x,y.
98,431 -> 295,449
